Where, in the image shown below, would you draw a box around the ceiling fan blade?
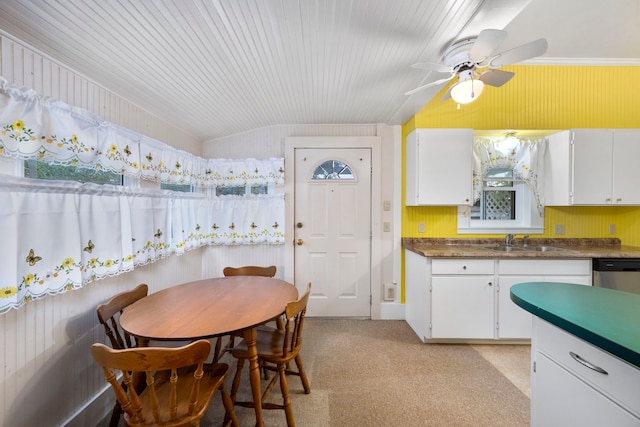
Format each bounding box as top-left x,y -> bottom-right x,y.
405,75 -> 455,96
479,69 -> 515,87
411,62 -> 453,73
469,29 -> 507,62
489,38 -> 548,67
441,86 -> 453,101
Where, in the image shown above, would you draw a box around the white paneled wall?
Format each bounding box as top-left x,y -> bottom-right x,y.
0,35 -> 206,426
203,124 -> 378,159
202,245 -> 285,279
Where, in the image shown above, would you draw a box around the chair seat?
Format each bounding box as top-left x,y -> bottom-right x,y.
231,326 -> 291,363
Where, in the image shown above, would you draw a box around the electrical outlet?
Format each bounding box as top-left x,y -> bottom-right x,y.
383,200 -> 391,211
383,222 -> 391,232
383,283 -> 396,301
554,224 -> 565,235
418,222 -> 425,233
609,224 -> 616,234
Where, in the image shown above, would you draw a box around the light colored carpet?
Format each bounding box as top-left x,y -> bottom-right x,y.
204,319 -> 531,426
98,319 -> 531,426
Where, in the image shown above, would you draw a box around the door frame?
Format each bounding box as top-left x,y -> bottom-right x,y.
284,136 -> 382,319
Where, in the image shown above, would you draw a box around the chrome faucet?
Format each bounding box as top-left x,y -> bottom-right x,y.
522,235 -> 530,247
505,234 -> 515,246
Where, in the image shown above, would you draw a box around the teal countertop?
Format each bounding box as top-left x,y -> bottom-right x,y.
511,282 -> 640,368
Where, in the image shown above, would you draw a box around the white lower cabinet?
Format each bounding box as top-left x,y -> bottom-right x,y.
532,319 -> 640,426
404,252 -> 593,341
430,259 -> 495,339
497,259 -> 591,339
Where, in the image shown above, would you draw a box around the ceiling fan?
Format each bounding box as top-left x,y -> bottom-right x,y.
405,29 -> 548,104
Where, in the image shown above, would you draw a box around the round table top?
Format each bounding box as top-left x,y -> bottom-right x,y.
120,276 -> 299,341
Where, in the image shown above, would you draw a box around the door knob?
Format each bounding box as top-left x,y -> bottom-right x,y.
296,239 -> 304,246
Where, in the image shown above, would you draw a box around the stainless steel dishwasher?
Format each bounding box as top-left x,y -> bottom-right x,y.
592,258 -> 640,294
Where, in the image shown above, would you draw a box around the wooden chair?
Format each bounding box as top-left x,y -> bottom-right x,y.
222,265 -> 277,278
91,339 -> 239,427
212,265 -> 280,362
97,283 -> 148,351
96,284 -> 149,427
229,283 -> 312,427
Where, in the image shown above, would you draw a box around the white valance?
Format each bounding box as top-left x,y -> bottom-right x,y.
0,78 -> 284,187
0,175 -> 285,314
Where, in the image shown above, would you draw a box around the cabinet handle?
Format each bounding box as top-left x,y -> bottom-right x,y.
462,265 -> 467,270
569,351 -> 608,375
488,282 -> 492,286
616,198 -> 622,203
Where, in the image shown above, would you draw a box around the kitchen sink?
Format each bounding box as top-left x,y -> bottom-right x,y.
482,245 -> 577,253
523,245 -> 577,253
482,245 -> 529,252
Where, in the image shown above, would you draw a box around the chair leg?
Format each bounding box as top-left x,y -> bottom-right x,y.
220,383 -> 240,427
212,336 -> 223,362
278,363 -> 295,427
107,402 -> 122,427
293,355 -> 311,394
230,358 -> 245,404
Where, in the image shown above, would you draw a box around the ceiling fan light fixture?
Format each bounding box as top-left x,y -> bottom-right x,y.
450,78 -> 484,104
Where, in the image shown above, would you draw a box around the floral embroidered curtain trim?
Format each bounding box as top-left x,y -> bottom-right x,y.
0,78 -> 284,187
0,175 -> 285,314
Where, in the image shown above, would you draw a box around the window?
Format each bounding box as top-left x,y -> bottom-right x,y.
161,183 -> 193,193
23,159 -> 123,185
215,185 -> 269,196
312,160 -> 355,180
471,168 -> 516,220
458,136 -> 547,234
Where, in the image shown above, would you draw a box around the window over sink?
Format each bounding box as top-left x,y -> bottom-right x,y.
458,133 -> 547,234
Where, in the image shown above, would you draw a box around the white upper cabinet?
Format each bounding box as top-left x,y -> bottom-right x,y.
545,129 -> 640,205
405,128 -> 473,206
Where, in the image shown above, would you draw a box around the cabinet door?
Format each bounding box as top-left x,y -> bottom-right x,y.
431,276 -> 494,339
404,250 -> 430,341
613,129 -> 640,204
405,129 -> 472,206
499,276 -> 590,339
533,354 -> 640,427
572,129 -> 613,204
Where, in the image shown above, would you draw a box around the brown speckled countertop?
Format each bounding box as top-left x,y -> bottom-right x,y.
403,238 -> 640,259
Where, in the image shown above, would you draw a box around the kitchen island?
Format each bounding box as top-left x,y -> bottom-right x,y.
511,282 -> 640,426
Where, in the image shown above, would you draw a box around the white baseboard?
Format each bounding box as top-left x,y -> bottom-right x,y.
379,302 -> 405,320
63,384 -> 114,427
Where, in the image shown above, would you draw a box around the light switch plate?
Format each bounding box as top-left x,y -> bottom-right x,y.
554,224 -> 565,235
418,222 -> 425,233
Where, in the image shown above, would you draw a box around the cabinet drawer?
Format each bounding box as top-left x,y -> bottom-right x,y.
431,259 -> 494,275
536,319 -> 640,416
500,259 -> 591,275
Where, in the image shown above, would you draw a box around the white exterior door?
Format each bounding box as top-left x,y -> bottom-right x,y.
294,148 -> 371,317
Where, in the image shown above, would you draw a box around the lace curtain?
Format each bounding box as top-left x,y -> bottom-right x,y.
0,78 -> 286,313
0,175 -> 284,314
0,78 -> 284,187
473,136 -> 547,215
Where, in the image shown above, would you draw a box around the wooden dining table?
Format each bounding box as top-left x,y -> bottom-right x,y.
119,276 -> 299,427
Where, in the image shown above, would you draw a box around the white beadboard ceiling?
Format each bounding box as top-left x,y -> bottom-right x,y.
0,0 -> 638,141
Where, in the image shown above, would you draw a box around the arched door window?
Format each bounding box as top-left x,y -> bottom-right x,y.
311,160 -> 355,180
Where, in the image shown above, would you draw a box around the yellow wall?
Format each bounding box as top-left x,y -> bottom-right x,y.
401,65 -> 640,300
